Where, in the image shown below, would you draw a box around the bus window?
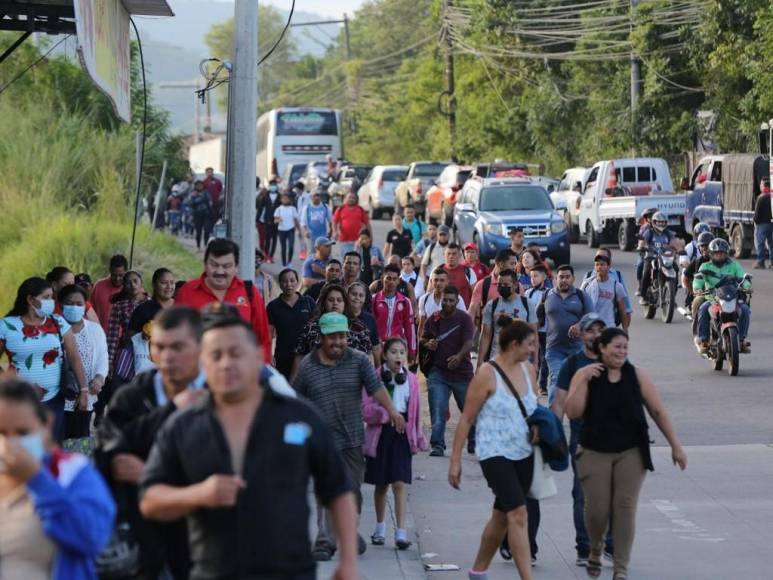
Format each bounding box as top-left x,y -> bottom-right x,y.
276,111 -> 338,136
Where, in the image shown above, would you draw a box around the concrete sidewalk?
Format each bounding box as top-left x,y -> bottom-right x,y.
315,483 -> 427,580
410,443 -> 773,579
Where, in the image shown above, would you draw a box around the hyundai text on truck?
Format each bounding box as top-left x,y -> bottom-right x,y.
453,177 -> 570,265
683,154 -> 768,258
578,158 -> 686,250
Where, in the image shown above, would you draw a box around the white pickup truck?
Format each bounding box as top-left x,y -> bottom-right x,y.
578,158 -> 687,250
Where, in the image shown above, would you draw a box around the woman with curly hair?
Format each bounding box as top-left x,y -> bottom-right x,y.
291,283 -> 373,379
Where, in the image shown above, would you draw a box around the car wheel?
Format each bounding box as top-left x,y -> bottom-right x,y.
369,197 -> 378,219
565,212 -> 578,243
586,221 -> 600,248
441,202 -> 454,228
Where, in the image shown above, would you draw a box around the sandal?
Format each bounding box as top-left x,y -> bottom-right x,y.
586,559 -> 602,578
371,533 -> 385,546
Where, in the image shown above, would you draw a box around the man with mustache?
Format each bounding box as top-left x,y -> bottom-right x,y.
175,238 -> 271,355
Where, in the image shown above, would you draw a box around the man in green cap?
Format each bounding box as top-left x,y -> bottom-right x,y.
293,312 -> 406,561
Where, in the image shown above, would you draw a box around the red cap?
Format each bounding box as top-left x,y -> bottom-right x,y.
464,242 -> 478,251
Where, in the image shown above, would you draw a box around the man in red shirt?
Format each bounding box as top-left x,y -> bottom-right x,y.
463,243 -> 490,281
439,243 -> 476,306
91,254 -> 128,332
175,238 -> 271,355
333,193 -> 371,256
468,249 -> 518,331
203,167 -> 224,218
372,264 -> 416,362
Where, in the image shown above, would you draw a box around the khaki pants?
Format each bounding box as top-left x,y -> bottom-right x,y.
315,446 -> 364,549
576,447 -> 647,576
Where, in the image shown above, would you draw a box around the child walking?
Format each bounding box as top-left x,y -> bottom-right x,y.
362,337 -> 427,550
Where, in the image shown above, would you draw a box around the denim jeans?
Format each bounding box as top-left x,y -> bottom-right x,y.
545,346 -> 581,405
337,241 -> 356,257
755,222 -> 773,265
278,229 -> 295,266
427,370 -> 472,449
570,421 -> 613,555
635,255 -> 644,282
697,301 -> 750,341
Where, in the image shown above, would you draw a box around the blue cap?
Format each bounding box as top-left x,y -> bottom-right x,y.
315,236 -> 335,248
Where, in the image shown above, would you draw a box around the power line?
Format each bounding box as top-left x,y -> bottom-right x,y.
128,17 -> 148,270
0,35 -> 70,96
258,0 -> 295,66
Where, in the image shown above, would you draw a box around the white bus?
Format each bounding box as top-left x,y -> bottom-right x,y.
256,107 -> 343,184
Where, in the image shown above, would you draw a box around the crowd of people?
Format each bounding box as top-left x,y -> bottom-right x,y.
0,194 -> 716,580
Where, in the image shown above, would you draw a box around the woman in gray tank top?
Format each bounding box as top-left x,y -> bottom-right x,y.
448,320 -> 540,580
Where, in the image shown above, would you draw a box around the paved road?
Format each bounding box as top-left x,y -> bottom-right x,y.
251,215 -> 773,578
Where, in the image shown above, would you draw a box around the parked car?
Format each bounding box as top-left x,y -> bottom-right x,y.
426,164 -> 474,226
358,165 -> 408,219
280,162 -> 307,191
472,161 -> 529,178
549,167 -> 589,242
394,161 -> 450,219
683,153 -> 767,258
453,176 -> 570,265
578,158 -> 685,250
329,164 -> 374,209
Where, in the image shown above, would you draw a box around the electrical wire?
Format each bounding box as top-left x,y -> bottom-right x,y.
128,17 -> 147,270
0,35 -> 70,96
258,0 -> 295,66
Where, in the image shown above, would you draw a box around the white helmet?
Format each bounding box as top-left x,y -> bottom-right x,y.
652,211 -> 667,233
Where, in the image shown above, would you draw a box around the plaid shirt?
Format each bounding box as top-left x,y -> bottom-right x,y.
106,297 -> 149,373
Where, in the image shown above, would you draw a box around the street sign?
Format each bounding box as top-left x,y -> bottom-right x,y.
73,0 -> 131,122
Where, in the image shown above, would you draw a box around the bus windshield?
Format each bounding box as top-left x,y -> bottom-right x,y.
276,111 -> 338,136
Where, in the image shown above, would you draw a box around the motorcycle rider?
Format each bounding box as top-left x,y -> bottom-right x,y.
635,208 -> 658,296
637,211 -> 681,305
693,238 -> 752,355
683,222 -> 711,263
682,232 -> 714,316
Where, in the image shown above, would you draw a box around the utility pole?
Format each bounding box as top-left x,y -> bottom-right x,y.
443,0 -> 457,162
630,0 -> 641,154
343,14 -> 352,60
224,0 -> 258,282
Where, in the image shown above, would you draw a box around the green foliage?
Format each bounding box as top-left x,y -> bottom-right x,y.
0,34 -> 196,311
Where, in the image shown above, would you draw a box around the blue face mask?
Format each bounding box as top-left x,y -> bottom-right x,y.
19,433 -> 45,461
62,305 -> 85,323
35,298 -> 55,318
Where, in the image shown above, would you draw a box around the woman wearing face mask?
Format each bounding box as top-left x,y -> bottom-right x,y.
363,337 -> 427,550
0,377 -> 116,579
106,271 -> 149,376
0,278 -> 89,441
59,285 -> 108,441
292,283 -> 373,379
47,266 -> 100,324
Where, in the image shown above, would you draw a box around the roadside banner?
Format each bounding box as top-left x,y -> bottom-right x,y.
73,0 -> 131,122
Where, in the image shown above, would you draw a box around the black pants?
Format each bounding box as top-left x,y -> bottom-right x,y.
640,258 -> 654,298
194,214 -> 212,249
278,229 -> 295,266
264,223 -> 278,258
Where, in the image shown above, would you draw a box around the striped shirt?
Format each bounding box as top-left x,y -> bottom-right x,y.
293,347 -> 383,450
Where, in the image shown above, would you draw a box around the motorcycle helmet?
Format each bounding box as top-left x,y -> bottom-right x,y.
641,207 -> 657,220
693,222 -> 710,237
708,238 -> 729,266
697,231 -> 714,247
652,211 -> 667,233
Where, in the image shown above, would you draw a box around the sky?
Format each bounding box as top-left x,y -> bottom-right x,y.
196,0 -> 368,19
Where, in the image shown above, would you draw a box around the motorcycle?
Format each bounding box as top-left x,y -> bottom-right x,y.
639,246 -> 678,323
694,273 -> 752,377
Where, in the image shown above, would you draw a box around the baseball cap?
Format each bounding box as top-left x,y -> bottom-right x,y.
319,312 -> 349,335
315,236 -> 335,248
74,273 -> 92,286
464,242 -> 478,251
579,312 -> 606,331
593,253 -> 611,264
438,225 -> 451,235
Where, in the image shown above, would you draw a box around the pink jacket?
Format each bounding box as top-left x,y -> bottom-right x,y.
362,371 -> 427,458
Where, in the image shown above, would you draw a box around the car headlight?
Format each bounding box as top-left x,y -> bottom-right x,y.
550,220 -> 567,234
483,223 -> 507,236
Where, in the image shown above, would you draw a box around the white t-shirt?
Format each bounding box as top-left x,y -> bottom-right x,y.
392,377 -> 410,413
275,205 -> 299,231
418,292 -> 467,319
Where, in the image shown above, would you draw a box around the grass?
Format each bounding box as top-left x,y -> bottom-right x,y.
0,97 -> 198,313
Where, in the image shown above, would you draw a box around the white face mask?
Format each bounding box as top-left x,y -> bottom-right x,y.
35,298 -> 55,318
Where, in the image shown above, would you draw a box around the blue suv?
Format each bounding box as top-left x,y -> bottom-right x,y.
453,177 -> 570,264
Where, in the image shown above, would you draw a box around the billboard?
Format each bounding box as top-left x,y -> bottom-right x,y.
73,0 -> 131,122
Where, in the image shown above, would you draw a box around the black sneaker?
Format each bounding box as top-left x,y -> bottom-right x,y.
603,547 -> 614,561
531,555 -> 537,567
312,545 -> 334,562
395,538 -> 412,550
467,440 -> 475,455
576,552 -> 589,567
358,534 -> 367,555
429,445 -> 445,457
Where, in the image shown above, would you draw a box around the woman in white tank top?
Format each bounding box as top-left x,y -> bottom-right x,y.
448,319 -> 540,580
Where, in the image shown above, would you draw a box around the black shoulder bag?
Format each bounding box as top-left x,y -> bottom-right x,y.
54,319 -> 80,401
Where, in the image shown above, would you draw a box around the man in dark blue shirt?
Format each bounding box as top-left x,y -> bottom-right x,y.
551,313 -> 613,567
